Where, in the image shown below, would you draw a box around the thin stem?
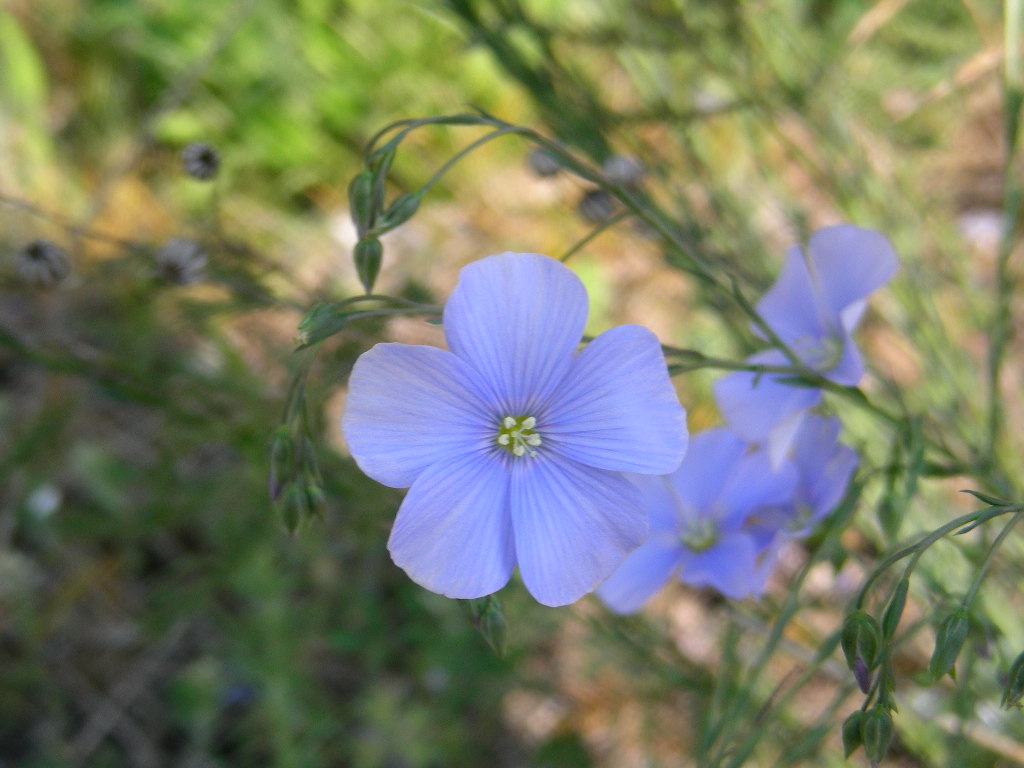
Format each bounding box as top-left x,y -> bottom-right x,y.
854,504 -> 1024,609
559,210 -> 631,262
962,507 -> 1024,607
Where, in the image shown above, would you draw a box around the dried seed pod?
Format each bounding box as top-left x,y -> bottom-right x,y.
577,189 -> 618,224
155,238 -> 207,285
527,147 -> 563,177
16,239 -> 71,288
182,142 -> 221,181
602,154 -> 644,187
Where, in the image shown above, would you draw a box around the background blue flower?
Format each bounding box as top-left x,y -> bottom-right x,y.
597,428 -> 795,612
342,252 -> 688,606
714,225 -> 897,463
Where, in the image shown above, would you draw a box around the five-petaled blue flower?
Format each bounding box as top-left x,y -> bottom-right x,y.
597,428 -> 795,612
714,225 -> 897,463
342,252 -> 689,606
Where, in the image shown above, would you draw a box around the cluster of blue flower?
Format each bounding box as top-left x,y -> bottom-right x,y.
342,227 -> 896,609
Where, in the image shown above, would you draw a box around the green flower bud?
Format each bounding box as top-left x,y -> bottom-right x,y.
841,610 -> 882,673
929,608 -> 969,681
354,237 -> 383,295
1001,649 -> 1024,709
279,483 -> 307,533
267,428 -> 294,501
861,706 -> 894,764
348,170 -> 376,236
379,192 -> 421,230
842,710 -> 865,758
882,578 -> 909,639
297,302 -> 352,348
469,595 -> 507,657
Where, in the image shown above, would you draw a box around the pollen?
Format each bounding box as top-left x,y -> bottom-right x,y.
496,415 -> 543,457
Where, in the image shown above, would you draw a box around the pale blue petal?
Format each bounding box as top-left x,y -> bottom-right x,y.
597,537 -> 682,614
807,225 -> 898,317
713,350 -> 821,445
343,343 -> 494,488
510,453 -> 647,607
718,449 -> 798,527
443,252 -> 587,414
756,245 -> 830,345
823,329 -> 864,385
628,473 -> 688,532
792,416 -> 858,520
679,533 -> 768,599
665,428 -> 747,516
388,450 -> 514,599
541,325 -> 688,474
765,406 -> 811,469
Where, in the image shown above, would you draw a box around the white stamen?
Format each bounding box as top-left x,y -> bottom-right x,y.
496,415 -> 543,458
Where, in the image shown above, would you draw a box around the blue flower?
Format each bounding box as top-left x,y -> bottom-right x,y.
342,252 -> 688,606
597,428 -> 795,612
746,415 -> 858,548
714,225 -> 897,462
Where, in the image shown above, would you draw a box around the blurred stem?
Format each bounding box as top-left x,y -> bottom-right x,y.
705,480 -> 860,766
962,507 -> 1024,607
559,210 -> 632,262
986,0 -> 1024,472
854,503 -> 1024,610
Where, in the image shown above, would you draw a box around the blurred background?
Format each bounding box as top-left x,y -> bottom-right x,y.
1,0 -> 1023,766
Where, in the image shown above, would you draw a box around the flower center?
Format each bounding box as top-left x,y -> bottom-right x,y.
794,332 -> 844,372
496,415 -> 542,457
681,518 -> 719,552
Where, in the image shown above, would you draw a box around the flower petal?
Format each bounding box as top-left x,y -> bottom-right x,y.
664,428 -> 748,517
823,328 -> 865,385
541,325 -> 688,474
679,533 -> 769,599
596,537 -> 682,614
717,449 -> 797,527
342,343 -> 493,488
443,252 -> 588,414
510,453 -> 647,607
388,450 -> 514,599
713,350 -> 821,447
807,225 -> 898,319
792,415 -> 858,519
756,245 -> 831,346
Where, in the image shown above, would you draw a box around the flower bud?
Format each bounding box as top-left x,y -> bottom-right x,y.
354,237 -> 383,294
469,595 -> 507,656
348,170 -> 376,236
155,238 -> 207,285
527,146 -> 562,177
602,154 -> 644,187
1000,649 -> 1024,709
861,706 -> 894,764
841,610 -> 882,674
578,189 -> 617,224
267,429 -> 294,501
929,608 -> 969,681
181,142 -> 220,181
379,192 -> 421,230
882,578 -> 909,639
842,710 -> 865,757
16,239 -> 71,288
853,656 -> 872,694
279,483 -> 307,532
